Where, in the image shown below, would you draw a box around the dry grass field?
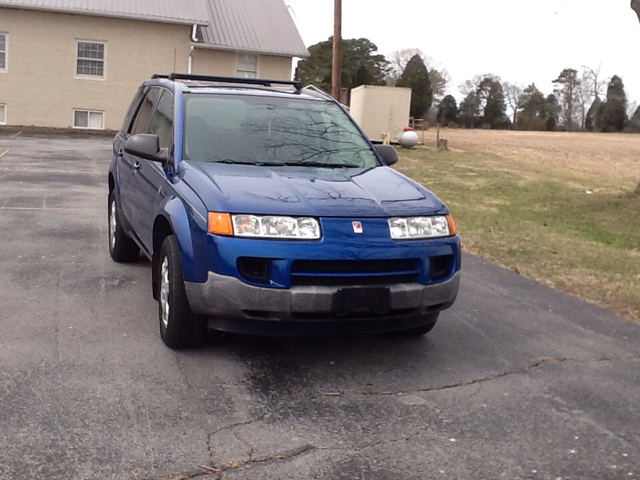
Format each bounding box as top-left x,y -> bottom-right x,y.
421,129 -> 640,185
395,129 -> 640,323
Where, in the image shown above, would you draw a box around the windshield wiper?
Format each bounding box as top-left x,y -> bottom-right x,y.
213,159 -> 363,168
277,161 -> 362,168
213,159 -> 281,166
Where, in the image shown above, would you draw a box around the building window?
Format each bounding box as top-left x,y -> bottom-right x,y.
0,33 -> 7,71
0,105 -> 6,125
74,110 -> 104,129
237,54 -> 258,78
76,41 -> 105,77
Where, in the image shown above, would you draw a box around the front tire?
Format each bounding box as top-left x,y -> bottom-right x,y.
158,235 -> 207,349
108,191 -> 139,262
401,313 -> 439,336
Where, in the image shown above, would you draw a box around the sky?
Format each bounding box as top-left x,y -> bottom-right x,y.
286,0 -> 640,108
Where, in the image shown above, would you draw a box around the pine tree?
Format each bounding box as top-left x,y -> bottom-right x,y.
437,95 -> 458,126
481,80 -> 508,129
298,37 -> 389,94
553,68 -> 580,131
628,106 -> 640,132
517,84 -> 547,130
543,94 -> 561,131
458,92 -> 481,128
597,75 -> 628,132
396,55 -> 433,119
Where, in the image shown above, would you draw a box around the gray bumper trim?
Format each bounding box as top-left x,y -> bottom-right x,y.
185,271 -> 461,320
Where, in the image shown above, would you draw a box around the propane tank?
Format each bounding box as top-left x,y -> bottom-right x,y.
397,127 -> 419,148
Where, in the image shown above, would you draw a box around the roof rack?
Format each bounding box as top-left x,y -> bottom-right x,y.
152,73 -> 303,92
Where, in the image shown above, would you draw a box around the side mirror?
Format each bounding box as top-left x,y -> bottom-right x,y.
376,145 -> 398,166
125,134 -> 164,162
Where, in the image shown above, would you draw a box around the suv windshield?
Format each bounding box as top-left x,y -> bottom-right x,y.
183,94 -> 379,168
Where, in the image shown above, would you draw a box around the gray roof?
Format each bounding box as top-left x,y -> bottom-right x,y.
197,0 -> 308,57
0,0 -> 210,25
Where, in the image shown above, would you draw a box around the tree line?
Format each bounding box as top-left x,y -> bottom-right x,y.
297,38 -> 638,133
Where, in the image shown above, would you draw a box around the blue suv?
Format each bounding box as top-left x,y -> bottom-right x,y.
108,74 -> 461,349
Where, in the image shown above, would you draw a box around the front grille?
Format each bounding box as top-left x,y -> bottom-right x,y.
291,259 -> 420,287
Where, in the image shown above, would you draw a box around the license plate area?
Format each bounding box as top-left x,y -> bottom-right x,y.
334,287 -> 391,317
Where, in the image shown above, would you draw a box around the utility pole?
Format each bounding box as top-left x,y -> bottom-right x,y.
332,0 -> 342,101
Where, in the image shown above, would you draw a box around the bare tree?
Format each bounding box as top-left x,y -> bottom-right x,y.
459,74 -> 501,97
429,68 -> 451,104
582,64 -> 607,99
388,48 -> 450,101
628,100 -> 638,120
574,69 -> 595,130
503,82 -> 523,125
388,48 -> 422,81
459,74 -> 502,114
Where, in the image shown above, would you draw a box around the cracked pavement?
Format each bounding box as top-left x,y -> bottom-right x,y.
1,133 -> 639,479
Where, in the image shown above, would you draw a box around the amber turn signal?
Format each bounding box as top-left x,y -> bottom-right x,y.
208,212 -> 233,235
446,215 -> 457,236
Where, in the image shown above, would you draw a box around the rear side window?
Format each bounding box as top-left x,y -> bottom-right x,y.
122,86 -> 146,132
148,90 -> 174,149
130,87 -> 161,135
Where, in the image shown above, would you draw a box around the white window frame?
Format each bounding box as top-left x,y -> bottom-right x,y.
75,40 -> 106,80
236,54 -> 258,78
73,109 -> 104,130
0,104 -> 6,125
0,33 -> 8,73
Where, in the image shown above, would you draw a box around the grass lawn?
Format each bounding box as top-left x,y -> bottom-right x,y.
395,130 -> 640,323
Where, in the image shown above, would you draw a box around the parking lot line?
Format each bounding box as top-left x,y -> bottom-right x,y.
0,206 -> 93,211
10,131 -> 22,138
0,167 -> 95,174
0,149 -> 9,159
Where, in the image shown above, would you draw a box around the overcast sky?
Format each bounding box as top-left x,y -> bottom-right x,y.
286,0 -> 640,107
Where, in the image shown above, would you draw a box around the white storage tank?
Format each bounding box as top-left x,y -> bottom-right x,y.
349,85 -> 412,144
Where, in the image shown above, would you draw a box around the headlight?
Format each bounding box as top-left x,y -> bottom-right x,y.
388,215 -> 456,239
232,214 -> 321,239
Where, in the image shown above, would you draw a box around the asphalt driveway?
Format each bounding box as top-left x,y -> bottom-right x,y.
0,132 -> 639,480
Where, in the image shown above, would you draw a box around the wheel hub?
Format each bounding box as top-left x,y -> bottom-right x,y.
109,200 -> 117,251
160,257 -> 170,328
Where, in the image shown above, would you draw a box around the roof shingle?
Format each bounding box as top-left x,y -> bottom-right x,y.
0,0 -> 210,25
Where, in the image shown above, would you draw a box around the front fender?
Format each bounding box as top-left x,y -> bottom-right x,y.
157,197 -> 203,283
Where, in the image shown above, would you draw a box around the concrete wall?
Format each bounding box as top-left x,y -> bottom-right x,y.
0,8 -> 192,130
192,49 -> 293,80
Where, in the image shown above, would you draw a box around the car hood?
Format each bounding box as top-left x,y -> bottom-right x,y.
183,162 -> 447,218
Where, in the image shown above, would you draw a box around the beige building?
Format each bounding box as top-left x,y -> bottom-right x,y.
0,0 -> 308,131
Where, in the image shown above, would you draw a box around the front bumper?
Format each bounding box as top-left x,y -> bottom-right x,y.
184,271 -> 461,335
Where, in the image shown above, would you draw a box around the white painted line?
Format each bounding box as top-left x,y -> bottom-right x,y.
0,149 -> 9,159
0,207 -> 93,211
10,131 -> 22,138
0,167 -> 95,174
